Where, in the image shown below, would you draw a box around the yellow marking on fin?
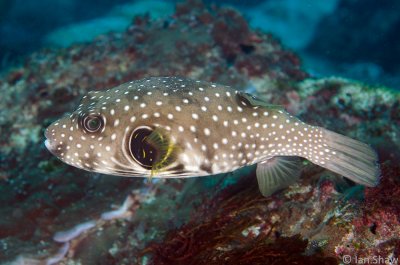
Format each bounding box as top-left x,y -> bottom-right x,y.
144,128 -> 179,176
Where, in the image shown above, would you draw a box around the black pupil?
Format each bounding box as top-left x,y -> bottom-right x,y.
88,118 -> 99,129
85,116 -> 101,131
130,128 -> 157,169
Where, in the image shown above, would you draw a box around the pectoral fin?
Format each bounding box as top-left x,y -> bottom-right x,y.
256,157 -> 303,197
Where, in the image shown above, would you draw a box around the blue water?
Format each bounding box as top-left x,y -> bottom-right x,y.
1,0 -> 399,89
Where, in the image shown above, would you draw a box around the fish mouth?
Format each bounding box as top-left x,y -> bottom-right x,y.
44,128 -> 57,155
44,139 -> 52,151
44,138 -> 57,155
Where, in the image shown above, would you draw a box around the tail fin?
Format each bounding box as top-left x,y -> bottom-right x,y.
312,128 -> 380,187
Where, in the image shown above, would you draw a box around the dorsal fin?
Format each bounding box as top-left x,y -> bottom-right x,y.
236,91 -> 284,110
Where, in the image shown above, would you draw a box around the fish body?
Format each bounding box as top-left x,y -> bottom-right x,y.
45,77 -> 380,196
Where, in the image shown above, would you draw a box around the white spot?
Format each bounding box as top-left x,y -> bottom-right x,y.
167,113 -> 174,119
212,115 -> 218,122
190,126 -> 196,132
110,109 -> 115,115
180,154 -> 191,164
140,103 -> 146,108
175,106 -> 181,112
154,112 -> 160,117
201,106 -> 207,112
192,113 -> 199,120
204,96 -> 210,102
222,138 -> 228,144
156,101 -> 163,106
178,126 -> 184,132
142,114 -> 149,119
130,116 -> 136,122
114,119 -> 120,127
204,128 -> 210,136
111,133 -> 117,141
105,146 -> 111,152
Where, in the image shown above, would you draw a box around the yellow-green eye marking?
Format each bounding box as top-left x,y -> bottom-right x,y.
128,127 -> 178,176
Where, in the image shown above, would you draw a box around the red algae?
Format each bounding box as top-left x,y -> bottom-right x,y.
144,174 -> 337,265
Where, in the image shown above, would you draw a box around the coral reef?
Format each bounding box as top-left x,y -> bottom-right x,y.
0,0 -> 399,264
143,173 -> 338,265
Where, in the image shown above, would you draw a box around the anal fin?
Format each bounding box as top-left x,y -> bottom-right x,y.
256,157 -> 303,197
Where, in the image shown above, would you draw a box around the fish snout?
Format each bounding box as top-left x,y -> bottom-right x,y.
44,121 -> 64,156
44,126 -> 51,140
44,125 -> 57,154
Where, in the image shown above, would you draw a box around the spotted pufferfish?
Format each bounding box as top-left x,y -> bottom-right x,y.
45,77 -> 380,196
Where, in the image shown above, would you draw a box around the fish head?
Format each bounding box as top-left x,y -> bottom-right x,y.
45,88 -> 150,176
44,78 -> 207,177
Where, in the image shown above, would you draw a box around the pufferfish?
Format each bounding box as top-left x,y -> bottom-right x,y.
45,77 -> 380,196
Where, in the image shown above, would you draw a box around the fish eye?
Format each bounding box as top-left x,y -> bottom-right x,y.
129,127 -> 158,169
83,115 -> 104,132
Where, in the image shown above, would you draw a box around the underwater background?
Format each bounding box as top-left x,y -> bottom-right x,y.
0,0 -> 399,264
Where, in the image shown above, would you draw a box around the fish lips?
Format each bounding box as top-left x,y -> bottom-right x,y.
44,127 -> 60,156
